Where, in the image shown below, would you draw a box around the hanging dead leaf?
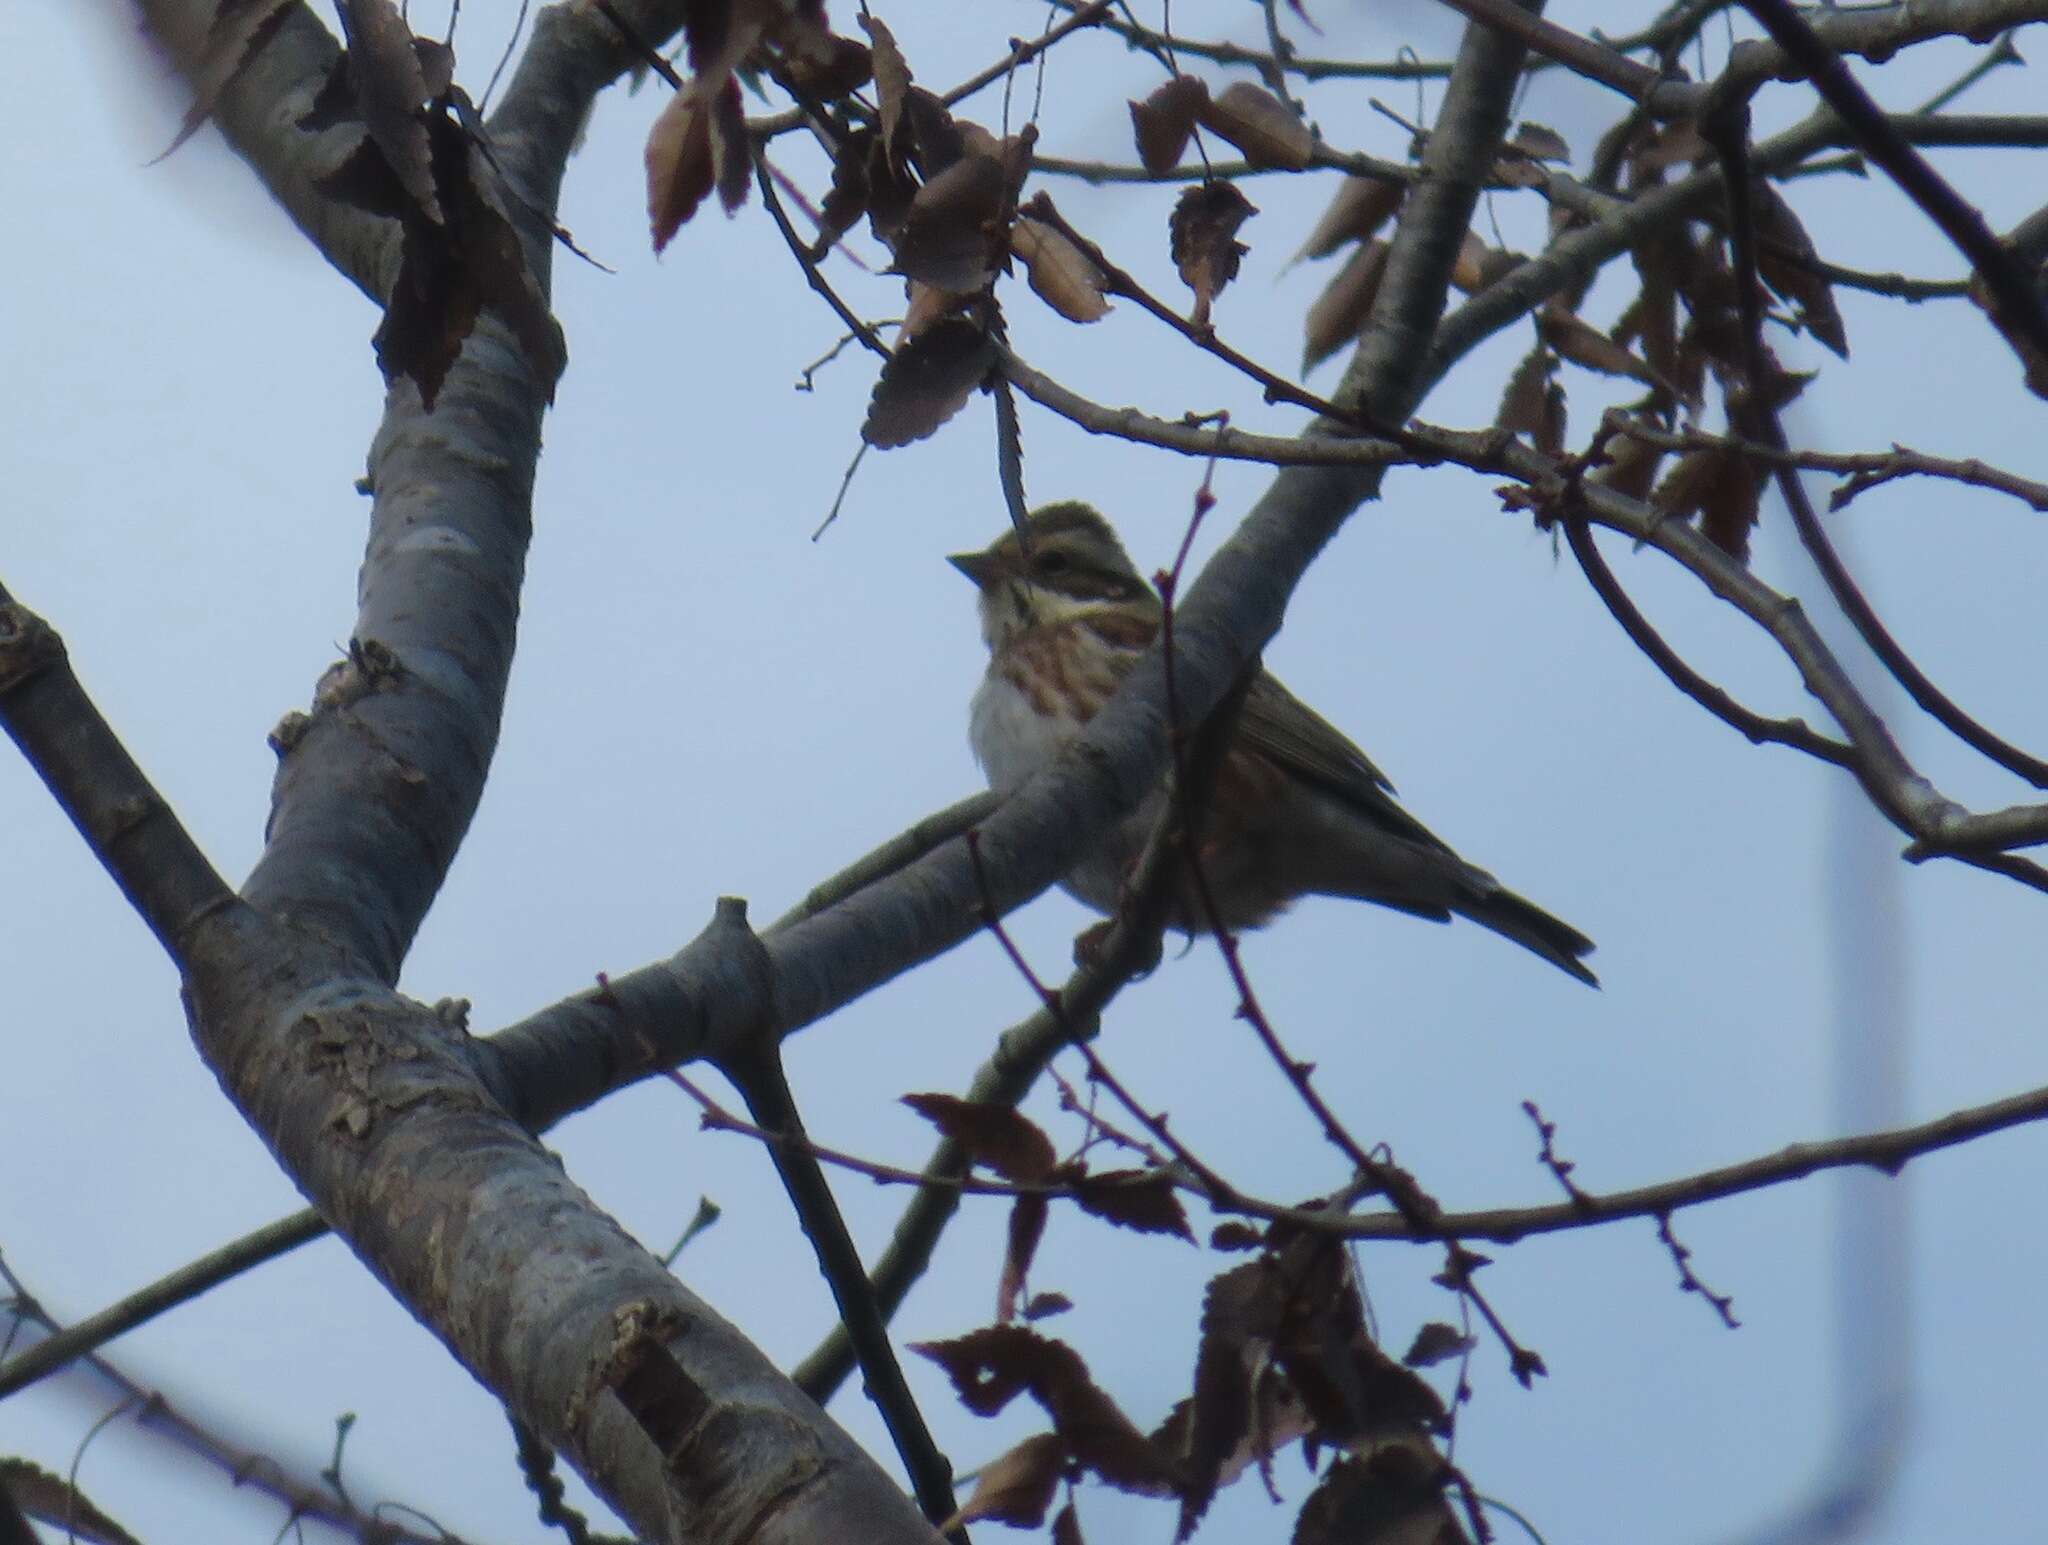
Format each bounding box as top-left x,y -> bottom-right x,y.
1507,120 -> 1570,163
1024,1291 -> 1074,1321
891,151 -> 1008,292
1653,444 -> 1762,560
1068,1168 -> 1194,1240
1210,1222 -> 1263,1251
375,115 -> 565,409
812,126 -> 873,255
1449,231 -> 1517,292
1052,1500 -> 1085,1545
777,30 -> 872,97
911,1326 -> 1182,1494
1538,306 -> 1662,388
902,1092 -> 1057,1180
1497,345 -> 1564,453
860,13 -> 913,162
1170,182 -> 1256,327
1197,81 -> 1312,171
1012,217 -> 1111,322
337,0 -> 441,223
1293,175 -> 1402,264
1752,183 -> 1848,359
1302,238 -> 1388,371
1401,1322 -> 1475,1369
645,81 -> 715,250
155,0 -> 295,161
897,282 -> 965,346
1000,1193 -> 1050,1324
1129,76 -> 1210,175
942,1432 -> 1068,1531
1292,1447 -> 1468,1545
1589,427 -> 1665,502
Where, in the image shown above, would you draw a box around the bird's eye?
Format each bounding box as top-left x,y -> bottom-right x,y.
1036,550 -> 1070,574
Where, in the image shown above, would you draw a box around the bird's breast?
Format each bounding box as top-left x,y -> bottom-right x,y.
969,661 -> 1082,793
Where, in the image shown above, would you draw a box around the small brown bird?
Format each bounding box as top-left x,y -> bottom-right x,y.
949,502 -> 1596,984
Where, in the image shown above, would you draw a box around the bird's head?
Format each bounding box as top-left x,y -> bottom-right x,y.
948,502 -> 1158,650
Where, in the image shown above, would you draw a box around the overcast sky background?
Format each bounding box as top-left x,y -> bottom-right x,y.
5,2 -> 2047,1541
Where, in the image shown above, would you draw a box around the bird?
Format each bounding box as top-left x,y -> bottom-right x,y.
948,501 -> 1597,984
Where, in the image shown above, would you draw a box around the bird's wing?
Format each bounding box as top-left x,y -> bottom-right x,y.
1234,671 -> 1452,853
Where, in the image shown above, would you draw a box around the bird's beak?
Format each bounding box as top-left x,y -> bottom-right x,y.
947,550 -> 1000,588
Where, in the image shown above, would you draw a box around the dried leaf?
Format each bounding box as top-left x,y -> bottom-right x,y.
896,281 -> 964,345
1012,217 -> 1111,322
1170,181 -> 1256,327
891,151 -> 1007,292
1496,345 -> 1564,453
1506,119 -> 1570,163
860,13 -> 913,162
1401,1322 -> 1475,1369
1000,1193 -> 1050,1323
1052,1500 -> 1085,1545
943,1432 -> 1068,1531
1291,1446 -> 1467,1545
1197,81 -> 1312,171
1209,1222 -> 1264,1251
1024,1291 -> 1075,1321
1069,1168 -> 1194,1239
155,0 -> 294,161
1752,183 -> 1848,359
337,0 -> 441,223
1293,175 -> 1402,264
1633,120 -> 1708,179
376,115 -> 565,408
1448,231 -> 1518,292
911,1326 -> 1182,1493
1538,306 -> 1662,387
1129,75 -> 1209,175
1652,444 -> 1763,560
1590,428 -> 1664,502
645,80 -> 716,250
813,126 -> 873,254
902,1092 -> 1057,1180
1302,238 -> 1388,371
777,30 -> 872,97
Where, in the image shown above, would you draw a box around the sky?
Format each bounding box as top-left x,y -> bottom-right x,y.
5,1 -> 2048,1541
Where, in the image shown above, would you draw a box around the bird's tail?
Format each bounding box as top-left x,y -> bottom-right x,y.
1453,879 -> 1599,986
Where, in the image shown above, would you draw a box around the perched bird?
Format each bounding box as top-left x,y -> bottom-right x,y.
949,502 -> 1597,984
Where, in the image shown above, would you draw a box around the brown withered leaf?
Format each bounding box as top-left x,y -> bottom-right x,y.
1000,1193 -> 1050,1323
911,1326 -> 1182,1494
1401,1322 -> 1475,1370
1068,1168 -> 1194,1240
1449,230 -> 1518,293
645,80 -> 715,250
902,1092 -> 1057,1180
155,0 -> 295,161
0,1457 -> 144,1545
898,86 -> 968,177
1293,175 -> 1402,264
1171,182 -> 1256,327
1013,217 -> 1111,322
1177,1260 -> 1280,1536
778,30 -> 873,97
813,126 -> 873,255
1291,1447 -> 1467,1545
1497,345 -> 1564,454
1130,75 -> 1210,175
1302,239 -> 1388,372
897,282 -> 966,346
1210,1222 -> 1264,1251
1633,120 -> 1708,179
943,1432 -> 1068,1531
1590,427 -> 1665,502
1507,119 -> 1570,163
1537,305 -> 1662,388
860,13 -> 913,162
375,115 -> 565,409
1024,1291 -> 1075,1321
1198,81 -> 1312,170
1053,1500 -> 1085,1545
1653,444 -> 1763,560
1969,226 -> 2048,399
337,0 -> 441,223
1752,183 -> 1848,359
891,151 -> 1007,292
